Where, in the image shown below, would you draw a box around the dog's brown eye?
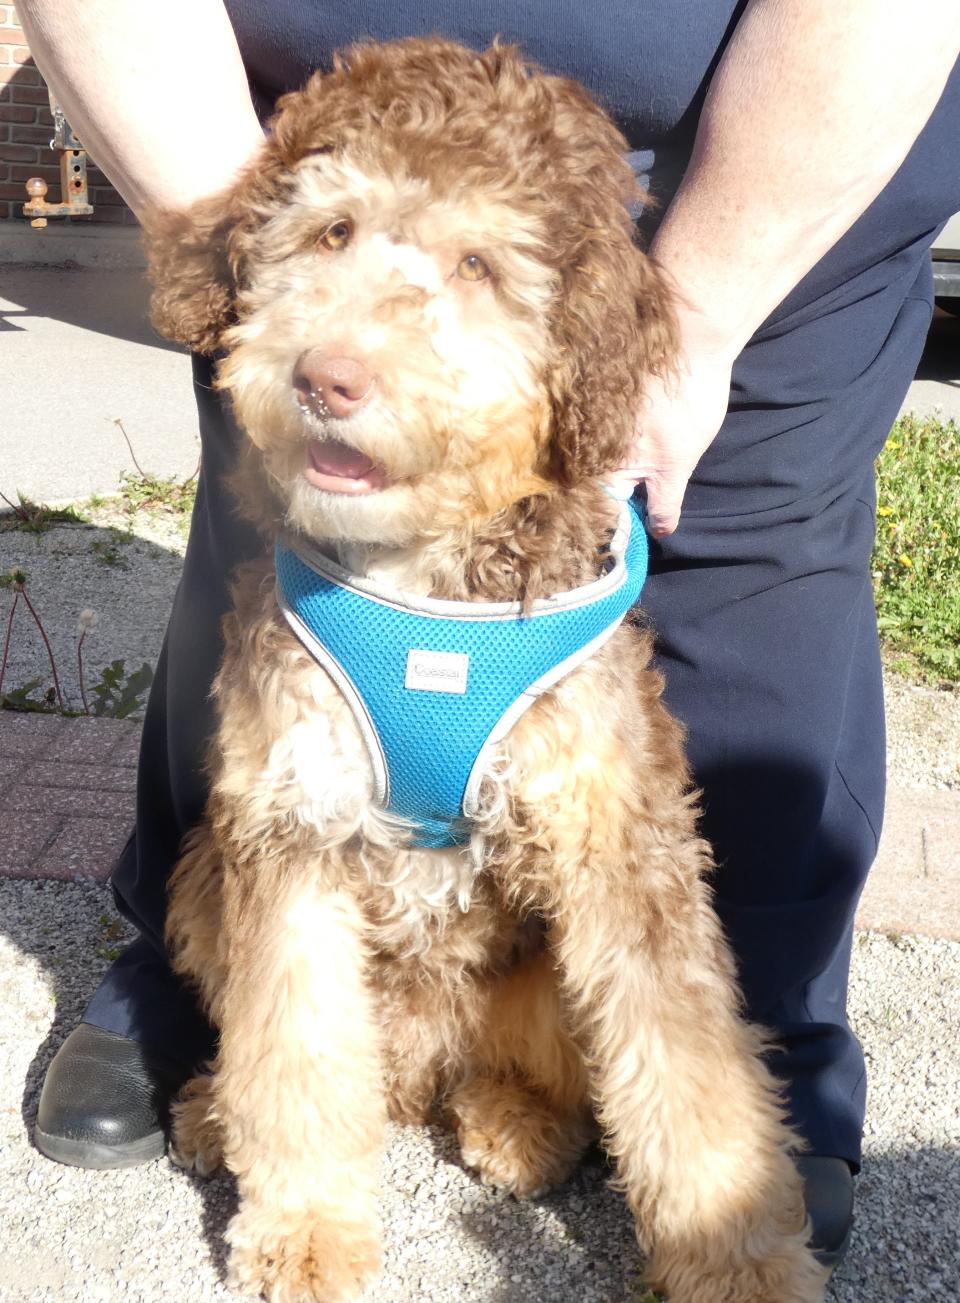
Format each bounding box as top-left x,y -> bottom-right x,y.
320,220 -> 352,251
456,254 -> 491,282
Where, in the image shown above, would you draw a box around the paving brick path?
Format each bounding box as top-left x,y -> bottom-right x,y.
0,712 -> 137,885
1,711 -> 958,940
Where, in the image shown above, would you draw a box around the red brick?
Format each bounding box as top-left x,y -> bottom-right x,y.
4,782 -> 135,819
32,816 -> 131,883
12,49 -> 34,65
105,727 -> 142,767
0,141 -> 36,161
1,24 -> 26,43
0,711 -> 65,759
0,810 -> 64,877
0,60 -> 36,83
10,161 -> 59,182
45,719 -> 139,765
0,179 -> 35,197
0,200 -> 8,216
22,760 -> 137,793
10,83 -> 47,105
0,102 -> 34,122
10,125 -> 53,144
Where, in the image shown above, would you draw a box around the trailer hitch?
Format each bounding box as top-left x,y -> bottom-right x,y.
22,96 -> 94,226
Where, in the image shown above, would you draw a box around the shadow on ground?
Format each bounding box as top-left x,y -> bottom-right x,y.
1,876 -> 956,1302
0,517 -> 184,712
914,309 -> 960,390
0,261 -> 181,353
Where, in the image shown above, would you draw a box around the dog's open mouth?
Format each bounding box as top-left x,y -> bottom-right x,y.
303,438 -> 391,495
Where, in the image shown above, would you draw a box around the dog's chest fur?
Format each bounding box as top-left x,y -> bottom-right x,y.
216,546 -> 647,958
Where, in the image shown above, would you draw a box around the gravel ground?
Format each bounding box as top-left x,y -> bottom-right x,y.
0,516 -> 184,714
1,878 -> 957,1303
884,673 -> 960,792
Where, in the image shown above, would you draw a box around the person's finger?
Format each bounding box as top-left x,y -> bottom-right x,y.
643,470 -> 689,536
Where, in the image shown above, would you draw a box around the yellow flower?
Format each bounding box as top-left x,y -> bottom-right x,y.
877,506 -> 893,517
898,554 -> 913,567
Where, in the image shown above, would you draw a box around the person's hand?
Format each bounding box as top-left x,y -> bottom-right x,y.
609,336 -> 735,537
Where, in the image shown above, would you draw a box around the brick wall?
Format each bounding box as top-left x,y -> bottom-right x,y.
0,3 -> 135,222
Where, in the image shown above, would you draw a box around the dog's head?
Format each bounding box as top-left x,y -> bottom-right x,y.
145,39 -> 675,545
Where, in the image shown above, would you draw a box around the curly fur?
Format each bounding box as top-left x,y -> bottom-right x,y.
146,38 -> 826,1303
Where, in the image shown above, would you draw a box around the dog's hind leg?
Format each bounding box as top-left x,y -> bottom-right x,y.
522,829 -> 826,1302
447,951 -> 594,1198
504,670 -> 827,1301
210,871 -> 385,1303
547,871 -> 827,1302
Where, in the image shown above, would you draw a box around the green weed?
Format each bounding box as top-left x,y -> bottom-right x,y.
90,530 -> 133,569
0,492 -> 88,533
872,414 -> 960,684
116,470 -> 197,519
87,658 -> 154,719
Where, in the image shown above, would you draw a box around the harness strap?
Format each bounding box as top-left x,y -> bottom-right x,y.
275,500 -> 647,847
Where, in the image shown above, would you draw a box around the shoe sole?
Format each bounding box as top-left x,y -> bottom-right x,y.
814,1224 -> 853,1274
34,1124 -> 166,1170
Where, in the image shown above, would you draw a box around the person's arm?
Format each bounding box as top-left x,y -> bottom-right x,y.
623,0 -> 960,535
15,0 -> 264,216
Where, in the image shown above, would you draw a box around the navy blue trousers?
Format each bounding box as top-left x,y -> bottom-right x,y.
84,235 -> 935,1172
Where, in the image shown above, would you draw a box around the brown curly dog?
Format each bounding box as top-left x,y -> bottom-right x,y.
143,37 -> 826,1303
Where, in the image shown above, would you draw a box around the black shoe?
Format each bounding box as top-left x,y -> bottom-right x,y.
797,1155 -> 854,1271
34,1023 -> 189,1170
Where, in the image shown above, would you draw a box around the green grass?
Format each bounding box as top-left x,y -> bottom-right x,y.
872,413 -> 960,684
0,492 -> 88,533
114,470 -> 198,518
89,529 -> 133,569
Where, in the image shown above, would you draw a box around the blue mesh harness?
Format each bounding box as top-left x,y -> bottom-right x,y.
275,500 -> 647,848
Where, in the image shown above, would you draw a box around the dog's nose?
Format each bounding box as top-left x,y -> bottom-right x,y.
293,350 -> 374,419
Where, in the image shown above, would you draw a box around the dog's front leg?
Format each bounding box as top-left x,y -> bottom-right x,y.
539,848 -> 827,1303
215,876 -> 385,1303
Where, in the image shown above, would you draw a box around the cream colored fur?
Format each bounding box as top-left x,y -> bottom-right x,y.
154,40 -> 828,1303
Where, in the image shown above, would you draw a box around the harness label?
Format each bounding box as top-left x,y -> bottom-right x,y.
405,649 -> 470,694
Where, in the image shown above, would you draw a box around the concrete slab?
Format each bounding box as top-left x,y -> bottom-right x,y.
857,787 -> 960,940
0,222 -> 145,270
0,264 -> 198,503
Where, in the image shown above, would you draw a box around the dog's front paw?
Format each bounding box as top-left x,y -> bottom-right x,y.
226,1207 -> 381,1303
450,1078 -> 589,1199
646,1230 -> 828,1303
169,1073 -> 224,1177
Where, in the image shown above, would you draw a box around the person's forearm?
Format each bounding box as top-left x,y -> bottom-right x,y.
15,0 -> 264,216
651,0 -> 960,358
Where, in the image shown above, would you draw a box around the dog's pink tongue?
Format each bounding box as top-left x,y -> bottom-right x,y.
304,438 -> 389,494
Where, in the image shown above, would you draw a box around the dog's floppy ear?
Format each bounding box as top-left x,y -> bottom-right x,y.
539,90 -> 677,485
142,182 -> 253,356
